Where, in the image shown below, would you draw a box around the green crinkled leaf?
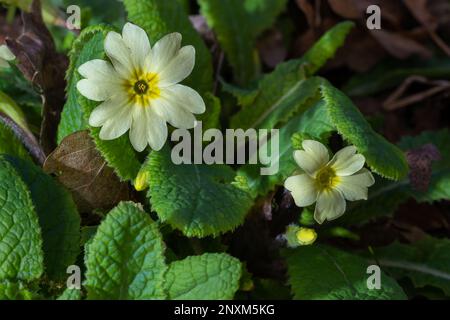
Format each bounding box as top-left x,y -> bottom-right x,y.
320,80 -> 408,180
146,147 -> 253,237
57,288 -> 82,300
198,0 -> 287,85
0,121 -> 31,161
284,246 -> 407,300
69,26 -> 141,182
0,158 -> 43,281
123,0 -> 213,94
0,280 -> 33,300
2,155 -> 80,281
338,129 -> 450,226
374,236 -> 450,296
230,22 -> 353,129
85,202 -> 167,300
58,25 -> 113,143
199,92 -> 222,131
165,253 -> 242,300
238,100 -> 334,197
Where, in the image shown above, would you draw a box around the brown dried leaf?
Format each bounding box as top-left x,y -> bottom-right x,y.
43,131 -> 131,213
327,0 -> 361,19
370,29 -> 432,59
406,143 -> 441,192
5,0 -> 68,154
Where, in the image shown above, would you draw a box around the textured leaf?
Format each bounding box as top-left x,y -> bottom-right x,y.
85,202 -> 167,299
0,158 -> 43,281
284,246 -> 407,300
146,147 -> 253,237
2,155 -> 80,280
165,253 -> 242,300
44,131 -> 131,214
320,80 -> 408,180
0,120 -> 31,161
230,22 -> 353,129
57,288 -> 82,300
123,0 -> 213,94
374,237 -> 450,296
0,280 -> 33,300
69,26 -> 142,181
198,0 -> 287,85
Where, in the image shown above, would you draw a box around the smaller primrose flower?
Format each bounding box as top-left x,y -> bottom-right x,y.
77,23 -> 205,152
284,140 -> 375,224
283,224 -> 317,247
0,44 -> 15,68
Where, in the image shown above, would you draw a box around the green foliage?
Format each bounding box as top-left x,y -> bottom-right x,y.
320,80 -> 408,180
165,253 -> 242,299
284,245 -> 407,299
123,0 -> 213,95
0,280 -> 33,300
198,0 -> 287,85
374,237 -> 450,296
57,288 -> 82,300
0,158 -> 43,281
146,147 -> 253,237
84,202 -> 167,299
2,155 -> 80,281
0,121 -> 31,161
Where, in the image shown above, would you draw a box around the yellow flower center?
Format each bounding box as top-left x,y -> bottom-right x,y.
127,72 -> 160,107
315,166 -> 339,191
296,227 -> 317,245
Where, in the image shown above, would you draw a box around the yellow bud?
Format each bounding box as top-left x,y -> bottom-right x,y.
134,171 -> 149,191
296,227 -> 317,246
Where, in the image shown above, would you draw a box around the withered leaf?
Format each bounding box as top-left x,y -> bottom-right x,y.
43,131 -> 131,214
6,0 -> 68,154
406,143 -> 441,192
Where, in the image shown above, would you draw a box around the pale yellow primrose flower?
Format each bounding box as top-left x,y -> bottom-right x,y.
284,140 -> 375,224
76,23 -> 205,152
0,45 -> 15,68
296,227 -> 317,246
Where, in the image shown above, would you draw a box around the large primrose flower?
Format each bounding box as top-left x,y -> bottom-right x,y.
0,44 -> 15,68
76,23 -> 205,152
284,140 -> 375,224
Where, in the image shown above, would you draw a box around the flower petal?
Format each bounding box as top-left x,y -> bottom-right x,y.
77,79 -> 120,102
78,59 -> 123,83
335,168 -> 375,201
104,31 -> 134,78
302,140 -> 330,164
314,189 -> 346,224
0,58 -> 9,68
129,105 -> 148,152
149,32 -> 182,73
158,45 -> 195,86
99,106 -> 132,140
160,84 -> 205,114
152,96 -> 197,129
0,45 -> 14,61
293,140 -> 329,176
145,107 -> 168,151
89,94 -> 131,127
122,22 -> 151,68
329,145 -> 365,176
284,174 -> 318,207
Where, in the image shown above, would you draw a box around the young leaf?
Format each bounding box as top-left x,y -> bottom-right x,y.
230,22 -> 353,129
374,236 -> 450,296
284,245 -> 407,300
57,288 -> 82,300
122,0 -> 213,94
165,253 -> 242,300
0,158 -> 43,281
146,147 -> 253,237
198,0 -> 287,85
85,202 -> 167,300
2,155 -> 80,281
320,80 -> 409,180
